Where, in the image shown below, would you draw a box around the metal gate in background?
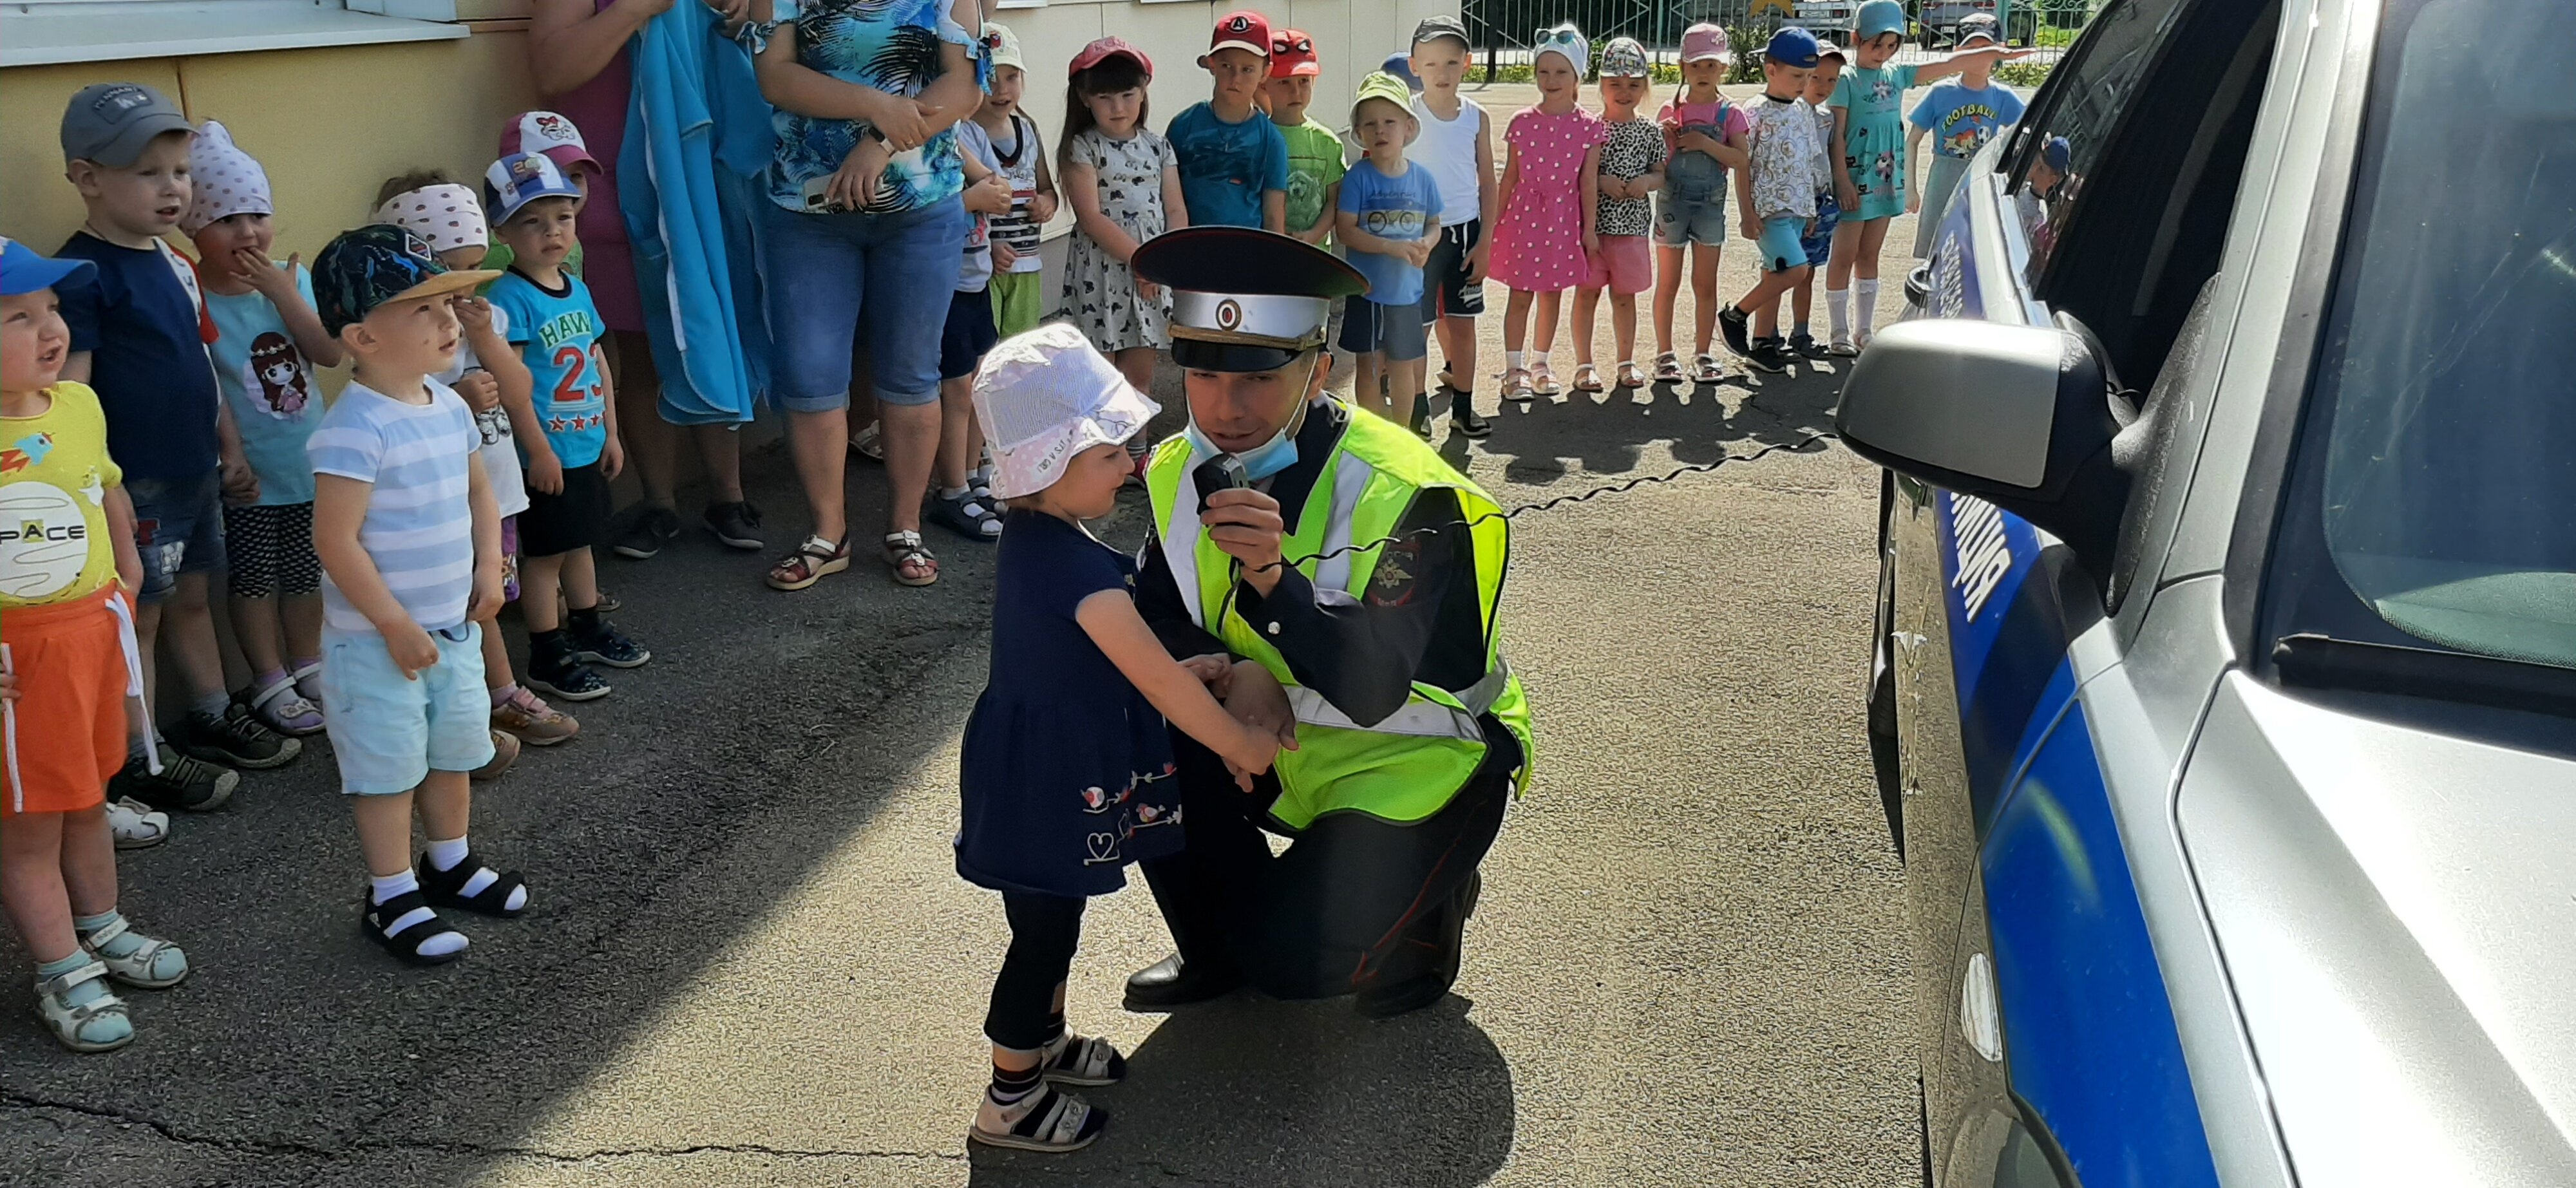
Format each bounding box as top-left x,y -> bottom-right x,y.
1459,0 -> 2098,74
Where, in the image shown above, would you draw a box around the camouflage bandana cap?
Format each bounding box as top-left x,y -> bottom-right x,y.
1598,37 -> 1651,79
311,223 -> 493,337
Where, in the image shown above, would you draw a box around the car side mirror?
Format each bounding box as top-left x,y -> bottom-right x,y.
1834,317 -> 2132,587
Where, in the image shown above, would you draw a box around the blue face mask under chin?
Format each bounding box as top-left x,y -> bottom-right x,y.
1183,363 -> 1320,481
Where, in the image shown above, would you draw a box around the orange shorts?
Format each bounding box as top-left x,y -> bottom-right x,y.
3,584 -> 139,816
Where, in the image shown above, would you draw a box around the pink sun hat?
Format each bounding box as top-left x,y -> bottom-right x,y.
500,110 -> 599,177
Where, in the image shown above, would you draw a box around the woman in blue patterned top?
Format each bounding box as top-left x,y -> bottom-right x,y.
744,0 -> 985,591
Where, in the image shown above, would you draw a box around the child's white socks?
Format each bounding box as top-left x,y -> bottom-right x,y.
1856,279 -> 1880,337
1505,350 -> 1524,372
1827,290 -> 1851,340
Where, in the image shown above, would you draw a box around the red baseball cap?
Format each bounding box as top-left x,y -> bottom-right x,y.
500,110 -> 599,176
1209,10 -> 1271,57
1068,36 -> 1153,80
1269,28 -> 1319,77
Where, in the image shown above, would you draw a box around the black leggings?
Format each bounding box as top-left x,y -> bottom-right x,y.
985,892 -> 1086,1050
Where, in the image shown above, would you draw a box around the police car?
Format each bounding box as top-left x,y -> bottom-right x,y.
1832,0 -> 2575,1184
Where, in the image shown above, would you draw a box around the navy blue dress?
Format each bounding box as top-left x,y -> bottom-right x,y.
956,511 -> 1184,898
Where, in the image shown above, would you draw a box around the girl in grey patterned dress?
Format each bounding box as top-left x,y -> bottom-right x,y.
1058,39 -> 1187,442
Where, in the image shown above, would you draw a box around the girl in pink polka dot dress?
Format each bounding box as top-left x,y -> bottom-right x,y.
1488,23 -> 1606,401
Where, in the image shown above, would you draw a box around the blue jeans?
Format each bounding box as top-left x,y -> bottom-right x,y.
124,471 -> 227,605
759,199 -> 969,411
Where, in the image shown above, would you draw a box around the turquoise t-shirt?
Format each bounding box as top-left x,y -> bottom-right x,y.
1832,62 -> 1921,220
203,263 -> 323,506
484,269 -> 608,469
1166,102 -> 1289,229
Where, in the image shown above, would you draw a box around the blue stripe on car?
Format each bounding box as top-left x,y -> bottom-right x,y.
1982,687 -> 2222,1188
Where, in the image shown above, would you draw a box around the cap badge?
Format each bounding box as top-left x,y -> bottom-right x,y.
401,230 -> 436,262
1215,299 -> 1244,331
1227,15 -> 1251,32
533,114 -> 573,142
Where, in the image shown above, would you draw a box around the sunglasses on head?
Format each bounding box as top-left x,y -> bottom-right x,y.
1537,28 -> 1583,46
1273,35 -> 1312,54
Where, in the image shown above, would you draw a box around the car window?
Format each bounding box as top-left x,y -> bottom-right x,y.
2004,0 -> 2192,287
2307,0 -> 2574,670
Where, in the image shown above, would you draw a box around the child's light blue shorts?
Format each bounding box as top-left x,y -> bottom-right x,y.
1757,216 -> 1812,274
318,623 -> 493,795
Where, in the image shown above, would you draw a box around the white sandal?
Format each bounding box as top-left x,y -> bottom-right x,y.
108,797 -> 169,850
34,959 -> 132,1053
79,914 -> 189,989
969,1084 -> 1106,1153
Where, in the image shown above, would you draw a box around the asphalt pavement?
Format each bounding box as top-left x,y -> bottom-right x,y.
1,83 -> 1920,1188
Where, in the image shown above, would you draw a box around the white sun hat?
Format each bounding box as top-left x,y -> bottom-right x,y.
972,323 -> 1162,499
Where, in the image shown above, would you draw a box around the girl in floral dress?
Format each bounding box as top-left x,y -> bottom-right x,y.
1486,23 -> 1605,401
1057,37 -> 1189,475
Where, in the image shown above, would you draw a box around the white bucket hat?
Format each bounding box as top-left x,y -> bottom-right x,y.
972,323 -> 1162,499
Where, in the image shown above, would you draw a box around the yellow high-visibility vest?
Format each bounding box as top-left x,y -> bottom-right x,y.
1147,406 -> 1533,829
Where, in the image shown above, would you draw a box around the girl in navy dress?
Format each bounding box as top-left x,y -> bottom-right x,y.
959,324 -> 1287,1152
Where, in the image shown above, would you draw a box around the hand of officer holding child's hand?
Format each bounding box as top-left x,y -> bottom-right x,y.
1202,487 -> 1286,596
1180,653 -> 1235,695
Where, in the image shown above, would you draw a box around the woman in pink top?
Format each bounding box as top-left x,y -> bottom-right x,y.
1485,24 -> 1605,401
529,0 -> 762,563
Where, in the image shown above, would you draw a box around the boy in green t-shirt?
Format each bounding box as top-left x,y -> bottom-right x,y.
1264,29 -> 1345,248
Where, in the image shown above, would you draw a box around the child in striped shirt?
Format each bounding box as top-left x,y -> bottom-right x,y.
307,225 -> 529,967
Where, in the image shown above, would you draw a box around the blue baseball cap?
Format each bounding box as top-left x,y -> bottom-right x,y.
1766,26 -> 1823,68
0,236 -> 97,297
1857,0 -> 1908,41
1381,50 -> 1423,91
484,151 -> 584,225
2041,136 -> 2072,173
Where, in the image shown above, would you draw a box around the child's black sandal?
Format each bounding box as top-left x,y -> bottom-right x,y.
360,889 -> 467,966
418,852 -> 529,919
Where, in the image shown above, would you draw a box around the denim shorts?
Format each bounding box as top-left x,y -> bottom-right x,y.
317,622 -> 493,795
760,199 -> 969,411
124,471 -> 227,605
1655,180 -> 1732,247
1804,192 -> 1843,268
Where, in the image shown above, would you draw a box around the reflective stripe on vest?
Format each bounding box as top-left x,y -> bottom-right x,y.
1147,402 -> 1535,828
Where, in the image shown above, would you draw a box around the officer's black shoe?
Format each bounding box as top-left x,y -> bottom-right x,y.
1122,953 -> 1243,1012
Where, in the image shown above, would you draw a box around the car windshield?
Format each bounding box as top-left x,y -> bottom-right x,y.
2309,0 -> 2575,670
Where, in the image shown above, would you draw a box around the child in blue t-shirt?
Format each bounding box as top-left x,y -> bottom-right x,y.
1336,73 -> 1443,437
1905,15 -> 2025,260
182,120 -> 343,739
480,153 -> 647,704
1167,10 -> 1289,232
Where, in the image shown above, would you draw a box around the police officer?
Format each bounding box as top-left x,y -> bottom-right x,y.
1121,227 -> 1533,1019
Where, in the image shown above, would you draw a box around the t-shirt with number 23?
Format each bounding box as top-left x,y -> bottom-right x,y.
484,269 -> 608,469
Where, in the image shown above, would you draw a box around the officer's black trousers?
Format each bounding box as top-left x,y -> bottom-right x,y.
1140,722 -> 1519,1000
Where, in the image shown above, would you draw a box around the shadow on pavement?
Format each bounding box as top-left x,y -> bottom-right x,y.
1435,353 -> 1848,487
967,995 -> 1514,1188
